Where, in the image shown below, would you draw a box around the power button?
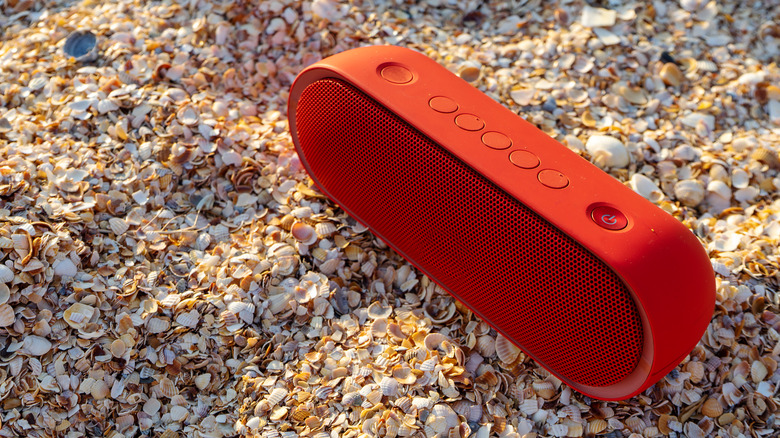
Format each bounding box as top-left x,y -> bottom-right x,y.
591,206 -> 628,231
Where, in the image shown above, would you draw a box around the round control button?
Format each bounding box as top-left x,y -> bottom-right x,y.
429,96 -> 458,113
591,206 -> 628,231
482,131 -> 512,150
537,169 -> 569,189
509,150 -> 540,169
380,65 -> 413,84
454,113 -> 485,131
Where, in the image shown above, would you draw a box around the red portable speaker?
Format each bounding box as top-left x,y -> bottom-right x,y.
287,45 -> 715,401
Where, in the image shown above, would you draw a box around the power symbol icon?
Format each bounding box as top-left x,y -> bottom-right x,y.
591,206 -> 627,230
601,214 -> 617,225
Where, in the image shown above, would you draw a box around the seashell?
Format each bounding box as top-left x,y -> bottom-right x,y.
63,302 -> 96,329
683,422 -> 706,438
532,381 -> 555,400
319,258 -> 340,275
147,317 -> 171,334
424,333 -> 449,352
315,222 -> 336,238
194,373 -> 211,390
195,233 -> 212,251
291,221 -> 317,245
380,376 -> 399,396
63,30 -> 98,62
420,357 -> 437,372
109,217 -> 129,235
176,309 -> 199,329
412,396 -> 432,410
678,57 -> 698,74
0,303 -> 14,327
430,404 -> 459,429
458,62 -> 481,83
731,168 -> 749,189
170,405 -> 188,422
367,301 -> 392,319
143,397 -> 161,415
701,397 -> 723,417
631,173 -> 663,202
746,392 -> 767,417
549,424 -> 568,437
267,387 -> 288,406
53,258 -> 78,277
585,135 -> 629,168
495,334 -> 521,364
342,391 -> 362,406
660,62 -> 684,87
0,264 -> 14,283
751,360 -> 768,383
392,365 -> 417,385
618,84 -> 647,105
559,405 -> 582,422
674,179 -> 705,207
371,317 -> 388,337
91,380 -> 109,400
110,339 -> 126,358
721,382 -> 742,405
685,361 -> 705,383
580,5 -> 616,27
158,377 -> 178,398
752,147 -> 780,169
365,389 -> 382,406
361,261 -> 376,277
344,245 -> 362,261
587,419 -> 607,435
177,106 -> 200,126
475,335 -> 496,358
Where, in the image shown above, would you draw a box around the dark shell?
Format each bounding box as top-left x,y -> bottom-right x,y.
63,31 -> 98,62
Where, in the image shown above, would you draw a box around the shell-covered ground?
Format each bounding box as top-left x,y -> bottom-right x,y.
0,0 -> 779,437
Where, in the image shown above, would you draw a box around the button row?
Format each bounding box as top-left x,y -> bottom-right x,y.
428,95 -> 568,189
384,70 -> 627,230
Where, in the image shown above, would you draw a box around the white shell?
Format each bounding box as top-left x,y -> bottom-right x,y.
53,258 -> 78,277
109,217 -> 129,235
143,397 -> 162,415
147,317 -> 171,334
674,179 -> 705,207
379,376 -> 398,396
176,309 -> 200,328
707,180 -> 731,200
23,335 -> 52,356
630,174 -> 663,202
170,405 -> 189,422
0,264 -> 14,283
585,135 -> 629,168
731,168 -> 750,189
267,387 -> 288,406
734,187 -> 759,203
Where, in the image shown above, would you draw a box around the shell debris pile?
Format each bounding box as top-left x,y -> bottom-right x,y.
0,0 -> 779,437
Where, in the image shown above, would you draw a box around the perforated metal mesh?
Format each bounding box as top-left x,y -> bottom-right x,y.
294,78 -> 643,387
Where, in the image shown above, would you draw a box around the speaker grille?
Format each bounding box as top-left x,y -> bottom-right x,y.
295,78 -> 643,387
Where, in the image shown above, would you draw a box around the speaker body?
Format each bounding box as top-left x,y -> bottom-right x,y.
288,45 -> 715,401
